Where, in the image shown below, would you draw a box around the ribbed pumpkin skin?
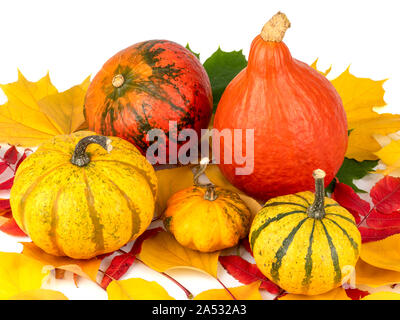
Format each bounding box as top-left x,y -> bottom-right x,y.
213,36 -> 347,200
249,192 -> 361,295
163,186 -> 252,252
10,131 -> 157,259
84,40 -> 212,160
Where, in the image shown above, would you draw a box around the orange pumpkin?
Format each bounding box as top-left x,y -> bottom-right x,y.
84,40 -> 212,161
213,12 -> 348,201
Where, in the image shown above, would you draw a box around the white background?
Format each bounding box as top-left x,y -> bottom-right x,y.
0,0 -> 399,299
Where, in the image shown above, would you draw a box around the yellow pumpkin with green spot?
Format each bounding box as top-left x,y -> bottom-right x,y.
10,131 -> 157,259
249,169 -> 361,295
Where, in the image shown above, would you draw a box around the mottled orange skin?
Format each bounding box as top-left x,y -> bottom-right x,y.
84,40 -> 212,162
213,36 -> 348,200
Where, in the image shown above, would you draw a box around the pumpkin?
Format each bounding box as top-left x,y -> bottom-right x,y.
10,131 -> 157,259
213,12 -> 348,200
163,160 -> 252,252
249,169 -> 361,295
84,40 -> 213,162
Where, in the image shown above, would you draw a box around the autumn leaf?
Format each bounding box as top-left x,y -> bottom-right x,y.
100,227 -> 164,289
3,146 -> 18,164
360,233 -> 400,273
219,256 -> 280,294
355,259 -> 400,288
194,281 -> 262,300
0,252 -> 50,299
11,289 -> 68,300
332,181 -> 370,224
358,226 -> 400,243
311,59 -> 332,76
0,215 -> 26,237
139,231 -> 220,278
361,292 -> 400,300
345,288 -> 370,300
37,77 -> 90,134
240,238 -> 253,256
0,71 -> 90,147
155,166 -> 196,216
279,287 -> 350,300
312,61 -> 400,162
0,199 -> 10,211
331,179 -> 400,242
370,176 -> 400,214
374,139 -> 400,176
203,48 -> 247,112
331,68 -> 400,161
107,278 -> 174,300
22,242 -> 101,282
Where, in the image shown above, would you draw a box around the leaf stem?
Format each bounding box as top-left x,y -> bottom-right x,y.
357,183 -> 400,227
136,257 -> 194,299
217,277 -> 237,300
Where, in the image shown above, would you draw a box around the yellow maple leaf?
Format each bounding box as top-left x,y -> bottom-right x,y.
279,287 -> 350,300
21,242 -> 101,282
360,233 -> 400,272
139,231 -> 220,278
374,139 -> 400,176
107,278 -> 174,300
155,164 -> 261,218
11,289 -> 68,300
333,69 -> 400,161
0,252 -> 50,299
361,292 -> 400,300
0,71 -> 90,147
194,281 -> 262,300
355,259 -> 400,288
312,61 -> 400,161
310,59 -> 332,76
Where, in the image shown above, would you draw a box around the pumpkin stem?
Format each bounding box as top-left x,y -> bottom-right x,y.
193,157 -> 218,201
260,11 -> 291,42
112,74 -> 125,88
193,157 -> 210,186
307,169 -> 326,219
71,135 -> 112,167
204,185 -> 218,201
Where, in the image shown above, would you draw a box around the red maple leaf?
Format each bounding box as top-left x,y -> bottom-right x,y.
358,226 -> 400,243
345,288 -> 370,300
240,238 -> 253,256
370,176 -> 400,214
0,162 -> 9,175
0,216 -> 26,237
100,227 -> 164,289
3,146 -> 19,165
332,178 -> 400,242
332,182 -> 370,224
219,255 -> 281,294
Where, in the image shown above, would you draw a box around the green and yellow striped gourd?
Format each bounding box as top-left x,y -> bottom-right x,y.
249,169 -> 361,295
10,131 -> 157,259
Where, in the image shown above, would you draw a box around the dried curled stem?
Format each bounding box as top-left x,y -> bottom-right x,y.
260,11 -> 291,42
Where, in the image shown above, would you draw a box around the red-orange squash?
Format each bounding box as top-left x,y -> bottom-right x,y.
84,40 -> 212,162
213,12 -> 348,200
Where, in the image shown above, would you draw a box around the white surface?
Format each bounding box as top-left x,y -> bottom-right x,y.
0,0 -> 400,300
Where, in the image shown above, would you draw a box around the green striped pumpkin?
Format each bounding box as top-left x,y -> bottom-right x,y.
249,169 -> 361,295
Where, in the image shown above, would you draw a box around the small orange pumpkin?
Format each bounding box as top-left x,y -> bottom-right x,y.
163,160 -> 252,252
